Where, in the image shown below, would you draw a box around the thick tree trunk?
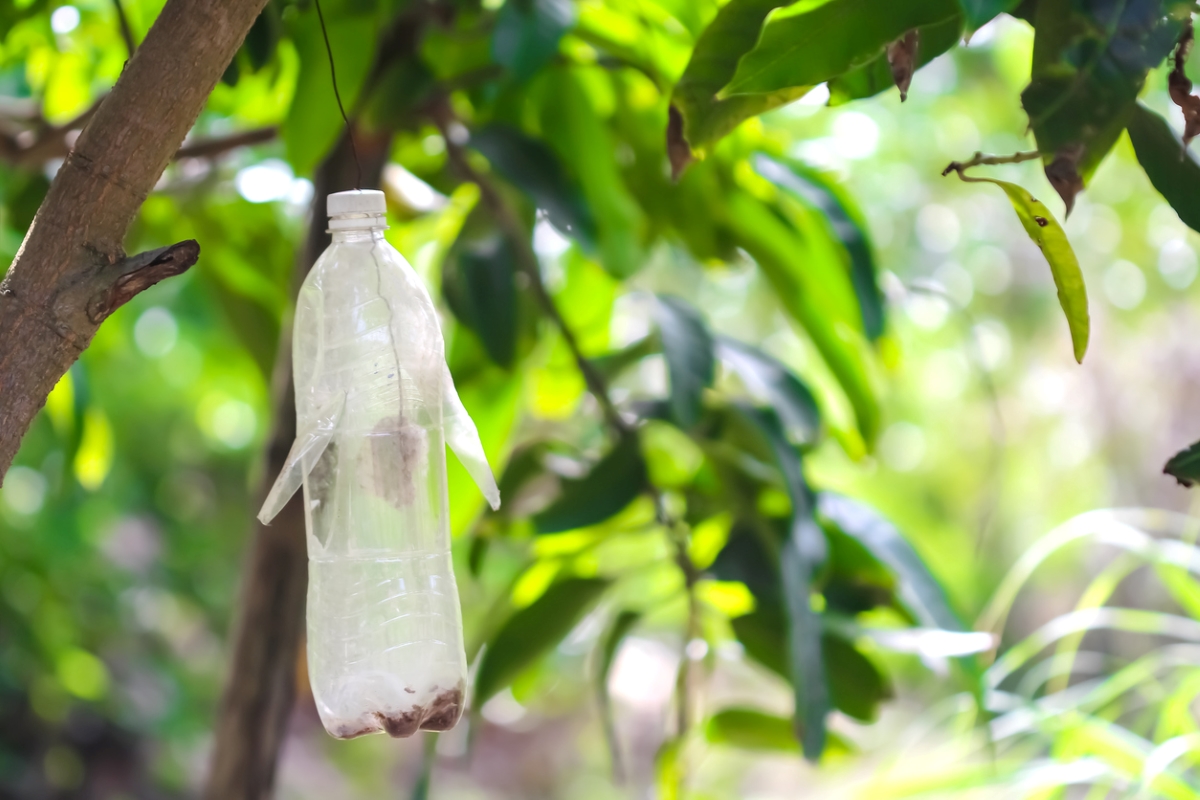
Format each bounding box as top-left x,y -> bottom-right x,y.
204,128 -> 392,800
0,0 -> 270,479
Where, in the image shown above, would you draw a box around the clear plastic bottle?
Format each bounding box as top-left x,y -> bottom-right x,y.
259,190 -> 500,739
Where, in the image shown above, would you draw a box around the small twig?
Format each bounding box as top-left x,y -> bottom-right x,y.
111,0 -> 137,57
942,150 -> 1041,181
86,240 -> 200,324
174,126 -> 277,160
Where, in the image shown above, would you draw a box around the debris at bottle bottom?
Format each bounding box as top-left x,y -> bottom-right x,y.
330,684 -> 465,740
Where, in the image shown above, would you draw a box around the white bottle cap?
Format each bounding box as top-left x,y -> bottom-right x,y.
327,189 -> 386,217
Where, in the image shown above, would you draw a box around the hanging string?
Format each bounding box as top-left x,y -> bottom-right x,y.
313,0 -> 363,189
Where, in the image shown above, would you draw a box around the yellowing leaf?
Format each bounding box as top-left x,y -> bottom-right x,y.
73,408 -> 114,491
974,177 -> 1089,363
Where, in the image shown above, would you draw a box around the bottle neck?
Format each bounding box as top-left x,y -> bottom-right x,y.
327,211 -> 388,240
330,228 -> 386,243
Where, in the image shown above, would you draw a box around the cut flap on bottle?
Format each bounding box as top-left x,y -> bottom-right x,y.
442,364 -> 501,511
258,392 -> 346,524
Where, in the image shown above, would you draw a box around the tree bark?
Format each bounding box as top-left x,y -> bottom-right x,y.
203,127 -> 393,800
0,0 -> 271,479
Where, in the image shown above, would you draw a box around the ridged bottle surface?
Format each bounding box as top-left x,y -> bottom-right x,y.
291,224 -> 475,739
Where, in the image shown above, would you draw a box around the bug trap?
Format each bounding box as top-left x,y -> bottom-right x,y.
259,189 -> 500,739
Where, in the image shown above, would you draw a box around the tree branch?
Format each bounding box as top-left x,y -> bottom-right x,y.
0,0 -> 272,480
85,240 -> 200,324
174,126 -> 277,160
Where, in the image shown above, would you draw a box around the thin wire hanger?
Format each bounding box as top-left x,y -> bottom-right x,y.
313,0 -> 363,189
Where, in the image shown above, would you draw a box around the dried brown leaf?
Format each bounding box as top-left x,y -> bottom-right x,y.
1044,144 -> 1085,218
1170,21 -> 1200,147
667,105 -> 694,181
886,29 -> 920,102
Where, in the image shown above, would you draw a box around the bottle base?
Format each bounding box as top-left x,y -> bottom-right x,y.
327,683 -> 464,739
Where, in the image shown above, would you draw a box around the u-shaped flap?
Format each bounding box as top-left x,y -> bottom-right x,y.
442,364 -> 501,511
257,392 -> 346,524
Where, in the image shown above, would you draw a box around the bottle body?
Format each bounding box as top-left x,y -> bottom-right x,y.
296,229 -> 467,738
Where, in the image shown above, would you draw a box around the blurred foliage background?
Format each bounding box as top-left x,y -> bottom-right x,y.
4,0 -> 1200,797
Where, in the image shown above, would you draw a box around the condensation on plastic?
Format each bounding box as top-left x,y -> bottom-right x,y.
259,212 -> 499,740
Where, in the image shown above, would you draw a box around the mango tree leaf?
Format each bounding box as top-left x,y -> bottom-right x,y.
667,0 -> 805,176
716,337 -> 821,446
731,608 -> 788,678
474,577 -> 611,704
592,336 -> 659,382
1128,103 -> 1200,234
597,610 -> 640,690
738,405 -> 829,760
539,68 -> 645,278
754,155 -> 884,339
720,0 -> 960,97
823,633 -> 892,722
596,608 -> 640,775
444,232 -> 519,368
534,435 -> 647,533
493,0 -> 574,81
827,15 -> 964,106
705,708 -> 800,753
283,8 -> 376,176
957,0 -> 1023,29
471,124 -> 597,248
1022,0 -> 1183,212
725,190 -> 880,443
961,176 -> 1089,362
654,295 -> 715,428
1164,440 -> 1200,487
818,493 -> 961,631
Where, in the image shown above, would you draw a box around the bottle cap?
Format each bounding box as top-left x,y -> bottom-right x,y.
327,189 -> 386,217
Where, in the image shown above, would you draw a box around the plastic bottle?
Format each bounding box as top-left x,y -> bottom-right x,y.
258,189 -> 500,739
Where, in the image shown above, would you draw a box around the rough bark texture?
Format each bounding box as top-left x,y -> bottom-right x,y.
204,128 -> 393,800
0,0 -> 271,480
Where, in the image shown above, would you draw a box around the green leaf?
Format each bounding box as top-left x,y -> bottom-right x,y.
965,176 -> 1089,362
731,608 -> 789,679
492,0 -> 574,81
717,337 -> 821,445
444,232 -> 519,368
956,0 -> 1022,29
1164,440 -> 1200,487
818,493 -> 961,631
705,708 -> 855,757
283,9 -> 376,176
471,124 -> 597,248
534,435 -> 647,533
823,634 -> 892,722
539,68 -> 645,278
474,577 -> 611,704
596,609 -> 640,778
597,610 -> 640,689
739,406 -> 829,761
667,0 -> 806,176
754,155 -> 884,339
1021,0 -> 1183,211
592,336 -> 659,382
827,15 -> 964,107
1128,103 -> 1200,235
704,708 -> 801,753
654,295 -> 715,428
720,0 -> 960,97
725,190 -> 880,443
